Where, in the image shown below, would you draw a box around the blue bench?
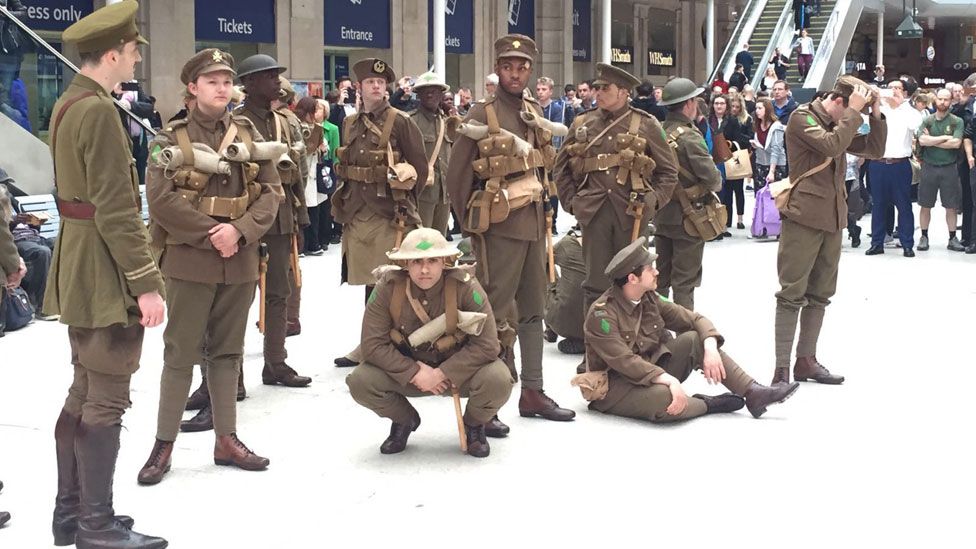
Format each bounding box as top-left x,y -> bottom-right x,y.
17,187 -> 150,238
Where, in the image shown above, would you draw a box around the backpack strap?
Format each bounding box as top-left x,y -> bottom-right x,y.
444,276 -> 459,337
389,278 -> 407,327
51,91 -> 98,179
377,108 -> 398,148
174,125 -> 195,168
485,103 -> 501,135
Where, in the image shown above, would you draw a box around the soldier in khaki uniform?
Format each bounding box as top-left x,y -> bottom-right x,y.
136,49 -> 279,486
772,76 -> 887,386
554,63 -> 679,364
409,71 -> 455,234
446,34 -> 575,428
544,228 -> 586,354
331,58 -> 428,368
346,228 -> 514,457
655,78 -> 723,310
576,238 -> 798,423
235,54 -> 312,388
44,2 -> 168,547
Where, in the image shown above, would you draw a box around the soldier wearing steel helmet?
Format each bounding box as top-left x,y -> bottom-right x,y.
654,77 -> 723,310
409,71 -> 455,235
345,228 -> 514,458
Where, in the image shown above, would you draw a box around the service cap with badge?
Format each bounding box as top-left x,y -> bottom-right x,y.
592,63 -> 641,91
353,58 -> 396,84
180,48 -> 235,85
604,237 -> 657,280
62,0 -> 147,54
494,34 -> 537,62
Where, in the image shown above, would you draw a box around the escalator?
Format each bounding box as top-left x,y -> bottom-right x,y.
0,3 -> 154,196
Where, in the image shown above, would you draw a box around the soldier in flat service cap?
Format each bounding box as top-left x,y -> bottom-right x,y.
554,62 -> 679,373
45,2 -> 169,547
136,48 -> 280,486
576,238 -> 800,424
446,33 -> 575,430
330,57 -> 428,369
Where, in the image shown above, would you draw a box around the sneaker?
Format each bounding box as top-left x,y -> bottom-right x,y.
948,236 -> 965,252
918,235 -> 929,251
35,312 -> 60,321
883,234 -> 895,247
306,248 -> 324,256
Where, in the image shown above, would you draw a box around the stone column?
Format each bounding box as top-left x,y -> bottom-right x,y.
144,0 -> 195,123
471,0 -> 508,100
278,0 -> 324,81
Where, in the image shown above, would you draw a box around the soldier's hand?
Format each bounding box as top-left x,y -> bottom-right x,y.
666,382 -> 688,416
411,362 -> 448,394
702,347 -> 726,385
137,291 -> 165,328
5,257 -> 26,289
209,223 -> 242,257
848,85 -> 870,113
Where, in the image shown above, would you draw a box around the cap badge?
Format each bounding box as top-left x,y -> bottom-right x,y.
416,239 -> 433,251
212,50 -> 223,63
512,40 -> 521,49
373,60 -> 386,74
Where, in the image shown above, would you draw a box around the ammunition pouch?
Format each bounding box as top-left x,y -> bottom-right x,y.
678,185 -> 726,242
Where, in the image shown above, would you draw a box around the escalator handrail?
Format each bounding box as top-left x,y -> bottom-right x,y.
710,0 -> 768,85
0,5 -> 156,136
749,0 -> 794,91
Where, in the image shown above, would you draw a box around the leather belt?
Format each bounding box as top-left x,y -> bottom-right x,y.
56,198 -> 96,220
878,157 -> 909,164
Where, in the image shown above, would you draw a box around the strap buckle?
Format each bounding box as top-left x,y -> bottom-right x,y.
594,153 -> 612,172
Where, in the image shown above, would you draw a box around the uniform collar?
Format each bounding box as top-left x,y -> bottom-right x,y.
71,74 -> 110,98
609,286 -> 642,314
600,103 -> 630,121
409,277 -> 445,301
666,112 -> 693,126
189,106 -> 229,132
494,88 -> 525,109
418,107 -> 441,122
808,101 -> 834,128
365,100 -> 391,120
242,100 -> 272,120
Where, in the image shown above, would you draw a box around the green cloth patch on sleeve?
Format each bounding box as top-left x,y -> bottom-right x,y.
150,144 -> 162,163
659,294 -> 672,303
472,290 -> 484,307
367,288 -> 377,304
806,114 -> 817,127
600,318 -> 611,334
659,127 -> 667,140
416,239 -> 433,251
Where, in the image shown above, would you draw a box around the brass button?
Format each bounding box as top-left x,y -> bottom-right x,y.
422,300 -> 428,306
359,149 -> 365,154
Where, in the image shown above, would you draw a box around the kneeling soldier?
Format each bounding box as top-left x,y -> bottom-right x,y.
346,228 -> 515,457
577,238 -> 798,422
138,49 -> 280,485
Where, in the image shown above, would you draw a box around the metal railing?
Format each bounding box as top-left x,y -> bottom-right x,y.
802,0 -> 856,90
750,0 -> 794,91
710,0 -> 768,84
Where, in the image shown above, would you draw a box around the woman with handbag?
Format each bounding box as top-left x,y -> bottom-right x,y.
708,95 -> 732,237
294,96 -> 329,255
750,98 -> 786,194
722,93 -> 754,230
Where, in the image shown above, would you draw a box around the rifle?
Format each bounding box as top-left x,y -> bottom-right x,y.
258,243 -> 269,333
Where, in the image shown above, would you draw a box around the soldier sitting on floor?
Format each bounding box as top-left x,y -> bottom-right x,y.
543,227 -> 586,354
346,228 -> 515,458
574,237 -> 799,423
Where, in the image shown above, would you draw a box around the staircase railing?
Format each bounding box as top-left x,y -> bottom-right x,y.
750,0 -> 794,91
710,0 -> 768,85
802,0 -> 860,90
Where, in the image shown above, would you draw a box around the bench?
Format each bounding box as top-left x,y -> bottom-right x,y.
16,187 -> 150,238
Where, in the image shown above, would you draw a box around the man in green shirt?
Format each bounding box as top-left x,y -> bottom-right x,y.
917,88 -> 965,251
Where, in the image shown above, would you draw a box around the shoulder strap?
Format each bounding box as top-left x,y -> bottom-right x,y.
627,111 -> 641,135
485,103 -> 501,135
445,276 -> 458,337
378,109 -> 398,148
217,121 -> 240,156
51,91 -> 98,182
404,281 -> 432,324
581,111 -> 631,155
175,126 -> 195,167
425,117 -> 446,185
792,158 -> 832,186
389,278 -> 407,327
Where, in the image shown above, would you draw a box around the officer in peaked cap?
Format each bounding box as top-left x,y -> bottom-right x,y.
61,0 -> 147,54
352,58 -> 397,84
592,62 -> 642,90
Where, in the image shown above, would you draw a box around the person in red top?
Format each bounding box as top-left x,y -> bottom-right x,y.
710,71 -> 729,94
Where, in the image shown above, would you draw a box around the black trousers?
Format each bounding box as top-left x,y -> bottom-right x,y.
720,178 -> 745,225
958,160 -> 973,243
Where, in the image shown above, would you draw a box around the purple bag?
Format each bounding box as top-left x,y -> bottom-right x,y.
751,183 -> 781,238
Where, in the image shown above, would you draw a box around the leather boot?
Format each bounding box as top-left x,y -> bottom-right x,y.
136,440 -> 173,486
379,411 -> 421,455
518,388 -> 576,421
576,359 -> 586,374
236,370 -> 246,401
0,511 -> 9,528
693,393 -> 745,415
286,319 -> 301,337
543,326 -> 558,343
793,356 -> 845,384
53,411 -> 134,546
464,424 -> 490,458
771,367 -> 790,385
75,423 -> 169,549
333,356 -> 358,367
179,407 -> 213,433
484,415 -> 510,438
213,434 -> 270,471
743,381 -> 800,418
262,362 -> 311,387
184,377 -> 209,411
556,337 -> 585,355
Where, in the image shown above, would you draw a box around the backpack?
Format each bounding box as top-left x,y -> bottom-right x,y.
0,287 -> 34,336
751,183 -> 781,238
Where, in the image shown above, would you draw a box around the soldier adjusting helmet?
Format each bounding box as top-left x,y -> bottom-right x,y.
659,78 -> 705,106
387,228 -> 461,262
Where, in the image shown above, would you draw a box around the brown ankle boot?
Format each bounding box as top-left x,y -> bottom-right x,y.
262,362 -> 311,387
184,377 -> 209,411
518,388 -> 575,421
236,370 -> 246,401
771,367 -> 790,385
136,440 -> 173,486
214,434 -> 269,471
793,356 -> 844,384
484,415 -> 509,438
743,381 -> 800,418
179,407 -> 213,433
464,424 -> 490,458
379,411 -> 421,455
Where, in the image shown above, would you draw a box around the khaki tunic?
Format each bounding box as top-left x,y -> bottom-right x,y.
654,113 -> 723,310
0,223 -> 18,277
44,74 -> 164,329
544,231 -> 585,340
409,108 -> 452,206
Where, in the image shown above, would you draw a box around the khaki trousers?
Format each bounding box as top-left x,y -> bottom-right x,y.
594,332 -> 754,423
261,233 -> 292,364
346,360 -> 514,426
582,202 -> 648,319
64,324 -> 144,426
654,223 -> 705,310
419,200 -> 451,235
156,278 -> 255,440
473,232 -> 546,389
342,210 -> 405,286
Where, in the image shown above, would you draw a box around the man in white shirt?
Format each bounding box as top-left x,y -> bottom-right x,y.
866,79 -> 923,256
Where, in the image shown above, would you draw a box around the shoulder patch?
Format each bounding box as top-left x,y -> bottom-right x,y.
600,318 -> 612,334
805,114 -> 818,126
472,289 -> 484,307
593,309 -> 608,318
658,294 -> 672,303
150,143 -> 163,164
367,287 -> 378,304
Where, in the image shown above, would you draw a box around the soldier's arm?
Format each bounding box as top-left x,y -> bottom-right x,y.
791,107 -> 864,159
445,104 -> 487,225
644,117 -> 679,212
658,299 -> 725,347
399,116 -> 429,201
438,277 -> 502,386
685,133 -> 723,192
361,279 -> 421,386
583,305 -> 666,384
553,115 -> 584,213
146,133 -> 220,250
230,156 -> 281,245
846,112 -> 888,159
82,101 -> 163,297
